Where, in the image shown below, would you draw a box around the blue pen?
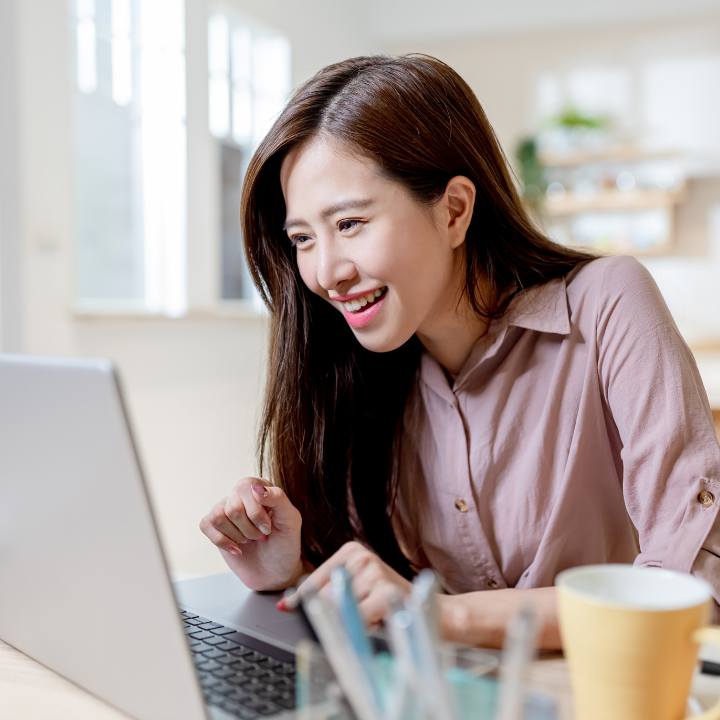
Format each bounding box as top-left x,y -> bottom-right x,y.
329,567 -> 385,712
302,591 -> 378,720
405,570 -> 457,720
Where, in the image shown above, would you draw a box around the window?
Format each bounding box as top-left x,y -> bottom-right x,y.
71,0 -> 187,316
207,13 -> 291,301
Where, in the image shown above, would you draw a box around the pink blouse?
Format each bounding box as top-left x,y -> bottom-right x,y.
394,256 -> 720,601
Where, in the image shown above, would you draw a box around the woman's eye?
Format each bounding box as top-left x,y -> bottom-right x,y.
290,235 -> 311,247
338,219 -> 362,232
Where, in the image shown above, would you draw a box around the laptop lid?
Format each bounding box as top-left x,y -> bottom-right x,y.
0,354 -> 209,720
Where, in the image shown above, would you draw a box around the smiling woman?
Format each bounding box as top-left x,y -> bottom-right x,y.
237,55 -> 591,580
198,55 -> 720,649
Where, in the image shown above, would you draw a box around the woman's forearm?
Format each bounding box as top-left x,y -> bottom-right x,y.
438,587 -> 561,650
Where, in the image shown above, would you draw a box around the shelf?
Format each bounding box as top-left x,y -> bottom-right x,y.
538,145 -> 681,167
545,186 -> 687,216
560,239 -> 674,257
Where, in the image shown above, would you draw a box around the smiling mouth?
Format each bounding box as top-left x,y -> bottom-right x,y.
340,287 -> 388,313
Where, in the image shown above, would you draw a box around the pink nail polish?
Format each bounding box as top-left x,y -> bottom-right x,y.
227,546 -> 242,556
251,484 -> 269,498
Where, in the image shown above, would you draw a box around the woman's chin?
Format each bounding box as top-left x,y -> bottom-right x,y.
351,325 -> 415,354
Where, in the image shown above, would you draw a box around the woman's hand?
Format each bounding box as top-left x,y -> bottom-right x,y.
287,542 -> 562,650
199,477 -> 307,591
287,541 -> 413,626
439,587 -> 562,649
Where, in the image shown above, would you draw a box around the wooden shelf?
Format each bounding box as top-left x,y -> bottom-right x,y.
545,186 -> 687,216
561,238 -> 674,257
538,145 -> 680,167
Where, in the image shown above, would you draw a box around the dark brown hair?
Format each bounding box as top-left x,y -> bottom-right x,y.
241,55 -> 593,578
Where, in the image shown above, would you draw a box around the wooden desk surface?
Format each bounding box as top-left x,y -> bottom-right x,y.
3,636 -> 720,720
0,639 -> 131,719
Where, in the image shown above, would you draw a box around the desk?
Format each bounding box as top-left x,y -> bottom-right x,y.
3,636 -> 720,720
0,638 -> 131,719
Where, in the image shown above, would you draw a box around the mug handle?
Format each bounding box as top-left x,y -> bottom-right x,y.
690,627 -> 720,720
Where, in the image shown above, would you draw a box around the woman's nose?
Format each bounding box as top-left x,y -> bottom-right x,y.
315,242 -> 357,291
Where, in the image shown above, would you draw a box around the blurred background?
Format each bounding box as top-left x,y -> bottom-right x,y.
1,0 -> 720,579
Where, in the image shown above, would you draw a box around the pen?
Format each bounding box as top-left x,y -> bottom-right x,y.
386,596 -> 422,720
330,567 -> 385,711
496,604 -> 538,720
301,588 -> 380,720
404,570 -> 457,720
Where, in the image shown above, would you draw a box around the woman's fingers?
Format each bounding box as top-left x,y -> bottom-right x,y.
204,497 -> 250,544
357,581 -> 399,627
225,490 -> 266,541
350,557 -> 388,604
199,505 -> 245,556
225,477 -> 294,540
284,542 -> 412,626
214,513 -> 255,545
248,484 -> 301,533
299,541 -> 370,598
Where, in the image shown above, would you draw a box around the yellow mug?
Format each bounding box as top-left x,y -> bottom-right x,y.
556,564 -> 720,720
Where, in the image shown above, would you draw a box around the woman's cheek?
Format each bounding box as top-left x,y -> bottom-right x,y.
296,254 -> 321,295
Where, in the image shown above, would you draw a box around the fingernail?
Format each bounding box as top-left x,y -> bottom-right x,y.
258,523 -> 272,536
227,546 -> 242,556
277,590 -> 300,612
284,592 -> 301,610
251,484 -> 269,498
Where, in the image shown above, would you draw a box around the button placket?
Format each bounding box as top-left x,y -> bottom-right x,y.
446,388 -> 505,591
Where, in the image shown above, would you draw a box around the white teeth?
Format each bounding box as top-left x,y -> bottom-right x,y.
341,287 -> 387,312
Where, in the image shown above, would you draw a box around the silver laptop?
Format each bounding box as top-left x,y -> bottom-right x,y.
0,354 -> 310,720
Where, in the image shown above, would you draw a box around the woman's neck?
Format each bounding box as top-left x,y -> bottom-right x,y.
415,272 -> 492,377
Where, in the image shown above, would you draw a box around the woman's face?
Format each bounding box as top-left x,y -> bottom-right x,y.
280,135 -> 473,353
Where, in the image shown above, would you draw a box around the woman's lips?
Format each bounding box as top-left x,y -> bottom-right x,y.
343,293 -> 386,328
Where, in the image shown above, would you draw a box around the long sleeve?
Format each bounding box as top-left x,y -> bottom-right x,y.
596,257 -> 720,600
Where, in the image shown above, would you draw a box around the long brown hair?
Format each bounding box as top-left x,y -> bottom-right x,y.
241,55 -> 593,578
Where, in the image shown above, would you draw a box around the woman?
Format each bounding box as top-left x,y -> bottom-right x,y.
200,55 -> 720,649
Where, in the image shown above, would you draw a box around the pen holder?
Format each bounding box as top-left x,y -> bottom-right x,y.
295,640 -> 352,720
295,640 -> 554,720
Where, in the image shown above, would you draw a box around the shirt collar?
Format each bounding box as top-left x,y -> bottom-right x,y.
419,276 -> 570,398
504,275 -> 570,336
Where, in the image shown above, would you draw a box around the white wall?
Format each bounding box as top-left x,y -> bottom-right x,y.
368,0 -> 720,43
0,0 -> 22,352
645,208 -> 720,344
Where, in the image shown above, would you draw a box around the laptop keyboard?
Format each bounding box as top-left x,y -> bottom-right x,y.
181,610 -> 296,719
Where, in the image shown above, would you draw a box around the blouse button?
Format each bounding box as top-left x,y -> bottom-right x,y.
455,498 -> 469,513
699,490 -> 715,507
486,579 -> 500,589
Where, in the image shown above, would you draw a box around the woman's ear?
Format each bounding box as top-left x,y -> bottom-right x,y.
443,176 -> 476,249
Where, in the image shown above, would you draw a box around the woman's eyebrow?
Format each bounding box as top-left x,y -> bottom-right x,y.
283,198 -> 374,232
321,198 -> 373,218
